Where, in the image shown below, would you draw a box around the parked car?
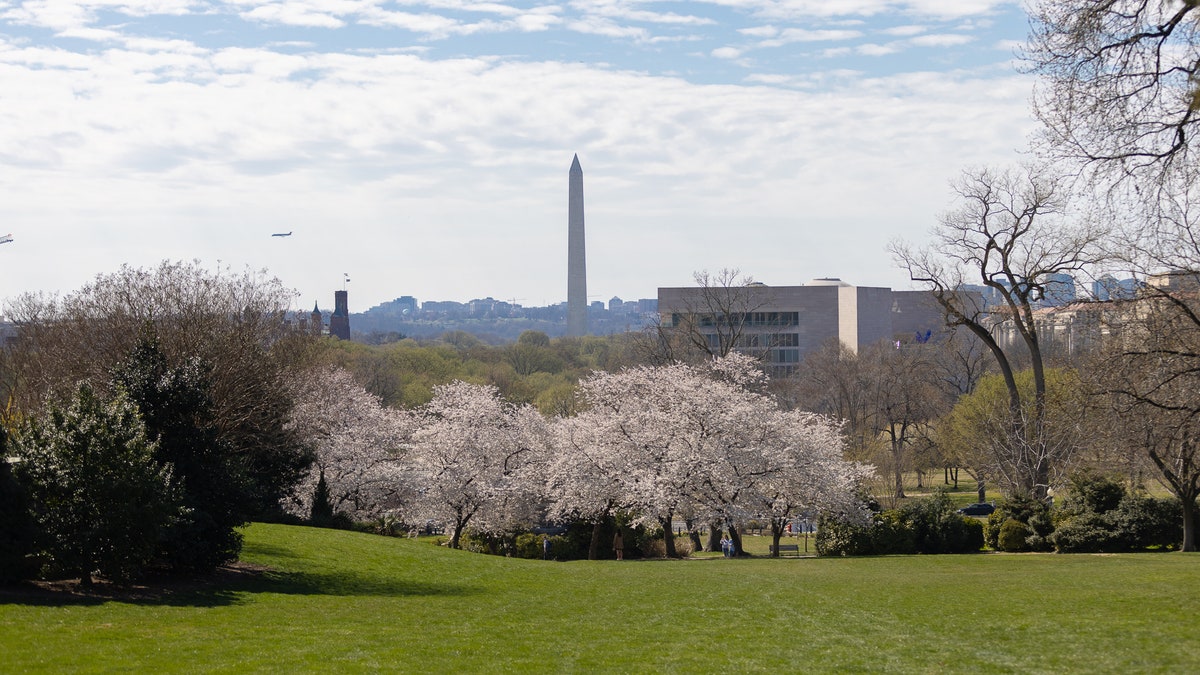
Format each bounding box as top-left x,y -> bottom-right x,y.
956,502 -> 996,516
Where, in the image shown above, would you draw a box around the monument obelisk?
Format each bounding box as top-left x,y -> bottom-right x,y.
567,154 -> 588,337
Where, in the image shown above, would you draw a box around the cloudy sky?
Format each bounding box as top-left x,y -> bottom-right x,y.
0,0 -> 1036,314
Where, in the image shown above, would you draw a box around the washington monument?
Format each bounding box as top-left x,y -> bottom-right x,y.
567,154 -> 588,337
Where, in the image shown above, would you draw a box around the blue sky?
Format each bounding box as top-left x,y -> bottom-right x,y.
0,1 -> 1034,313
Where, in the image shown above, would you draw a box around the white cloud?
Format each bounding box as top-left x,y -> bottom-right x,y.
737,25 -> 777,38
0,34 -> 1035,309
758,27 -> 862,47
241,3 -> 347,28
711,46 -> 741,59
857,42 -> 898,56
881,24 -> 927,37
909,33 -> 973,48
710,0 -> 1015,21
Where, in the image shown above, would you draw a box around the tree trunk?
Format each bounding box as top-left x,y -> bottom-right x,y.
769,518 -> 785,558
1181,496 -> 1196,553
449,511 -> 471,549
893,461 -> 906,500
705,520 -> 721,552
660,515 -> 679,558
588,519 -> 604,560
685,518 -> 703,552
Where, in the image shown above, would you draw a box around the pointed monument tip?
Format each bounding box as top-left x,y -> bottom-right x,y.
570,154 -> 581,171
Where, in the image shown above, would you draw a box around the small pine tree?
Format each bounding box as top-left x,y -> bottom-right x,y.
310,469 -> 334,526
111,332 -> 251,573
13,383 -> 182,585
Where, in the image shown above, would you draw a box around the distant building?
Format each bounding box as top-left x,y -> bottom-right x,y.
309,300 -> 324,331
1148,269 -> 1200,292
330,290 -> 350,340
658,279 -> 947,375
1043,273 -> 1077,306
1093,275 -> 1140,301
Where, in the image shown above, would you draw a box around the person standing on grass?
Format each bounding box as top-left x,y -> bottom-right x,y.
613,529 -> 624,560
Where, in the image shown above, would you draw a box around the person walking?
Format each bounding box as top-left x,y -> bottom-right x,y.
613,529 -> 625,561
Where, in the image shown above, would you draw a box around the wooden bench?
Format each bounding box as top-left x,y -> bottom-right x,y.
769,544 -> 801,557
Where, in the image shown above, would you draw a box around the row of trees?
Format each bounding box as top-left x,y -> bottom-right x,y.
880,0 -> 1200,551
292,354 -> 868,559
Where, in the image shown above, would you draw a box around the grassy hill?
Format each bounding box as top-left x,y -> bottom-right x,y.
2,523 -> 1197,672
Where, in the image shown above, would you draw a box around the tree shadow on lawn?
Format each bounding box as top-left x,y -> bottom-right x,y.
0,561 -> 473,609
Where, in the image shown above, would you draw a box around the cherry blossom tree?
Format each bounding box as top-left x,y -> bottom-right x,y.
407,381 -> 549,549
750,411 -> 872,557
561,355 -> 867,558
546,414 -> 629,559
286,365 -> 408,522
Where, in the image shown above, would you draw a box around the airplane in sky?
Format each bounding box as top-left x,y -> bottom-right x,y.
271,231 -> 292,237
0,233 -> 12,245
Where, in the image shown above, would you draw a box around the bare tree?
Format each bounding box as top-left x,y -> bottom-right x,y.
1091,169 -> 1200,551
3,260 -> 320,514
891,165 -> 1109,499
1027,0 -> 1199,189
860,341 -> 947,502
642,268 -> 772,366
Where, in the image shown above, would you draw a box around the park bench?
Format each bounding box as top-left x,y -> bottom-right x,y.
769,544 -> 801,557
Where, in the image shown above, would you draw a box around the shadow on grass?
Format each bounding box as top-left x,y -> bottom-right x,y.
0,561 -> 473,609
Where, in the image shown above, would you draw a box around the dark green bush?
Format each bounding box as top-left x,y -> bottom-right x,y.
815,515 -> 874,556
817,492 -> 984,556
0,458 -> 39,583
1112,495 -> 1181,551
998,518 -> 1033,552
1050,512 -> 1121,553
13,384 -> 183,584
514,533 -> 568,559
985,493 -> 1053,551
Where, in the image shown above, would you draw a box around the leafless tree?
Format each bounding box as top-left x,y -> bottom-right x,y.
640,268 -> 772,366
3,260 -> 321,512
1027,0 -> 1199,190
1088,169 -> 1200,551
891,165 -> 1109,499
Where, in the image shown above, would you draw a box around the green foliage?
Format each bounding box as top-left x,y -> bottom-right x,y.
817,491 -> 983,556
12,383 -> 183,584
998,518 -> 1033,552
1061,472 -> 1125,515
321,331 -> 639,414
1050,512 -> 1119,553
985,493 -> 1054,551
0,458 -> 39,582
815,514 -> 875,556
1113,495 -> 1181,550
309,470 -> 335,526
1049,474 -> 1182,553
110,333 -> 249,573
513,533 -> 567,559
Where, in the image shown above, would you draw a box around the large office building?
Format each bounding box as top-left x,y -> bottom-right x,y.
657,278 -> 945,374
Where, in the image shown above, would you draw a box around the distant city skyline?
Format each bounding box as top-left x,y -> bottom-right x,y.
0,2 -> 1034,313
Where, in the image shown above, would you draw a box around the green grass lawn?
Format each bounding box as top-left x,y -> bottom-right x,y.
3,523 -> 1197,673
